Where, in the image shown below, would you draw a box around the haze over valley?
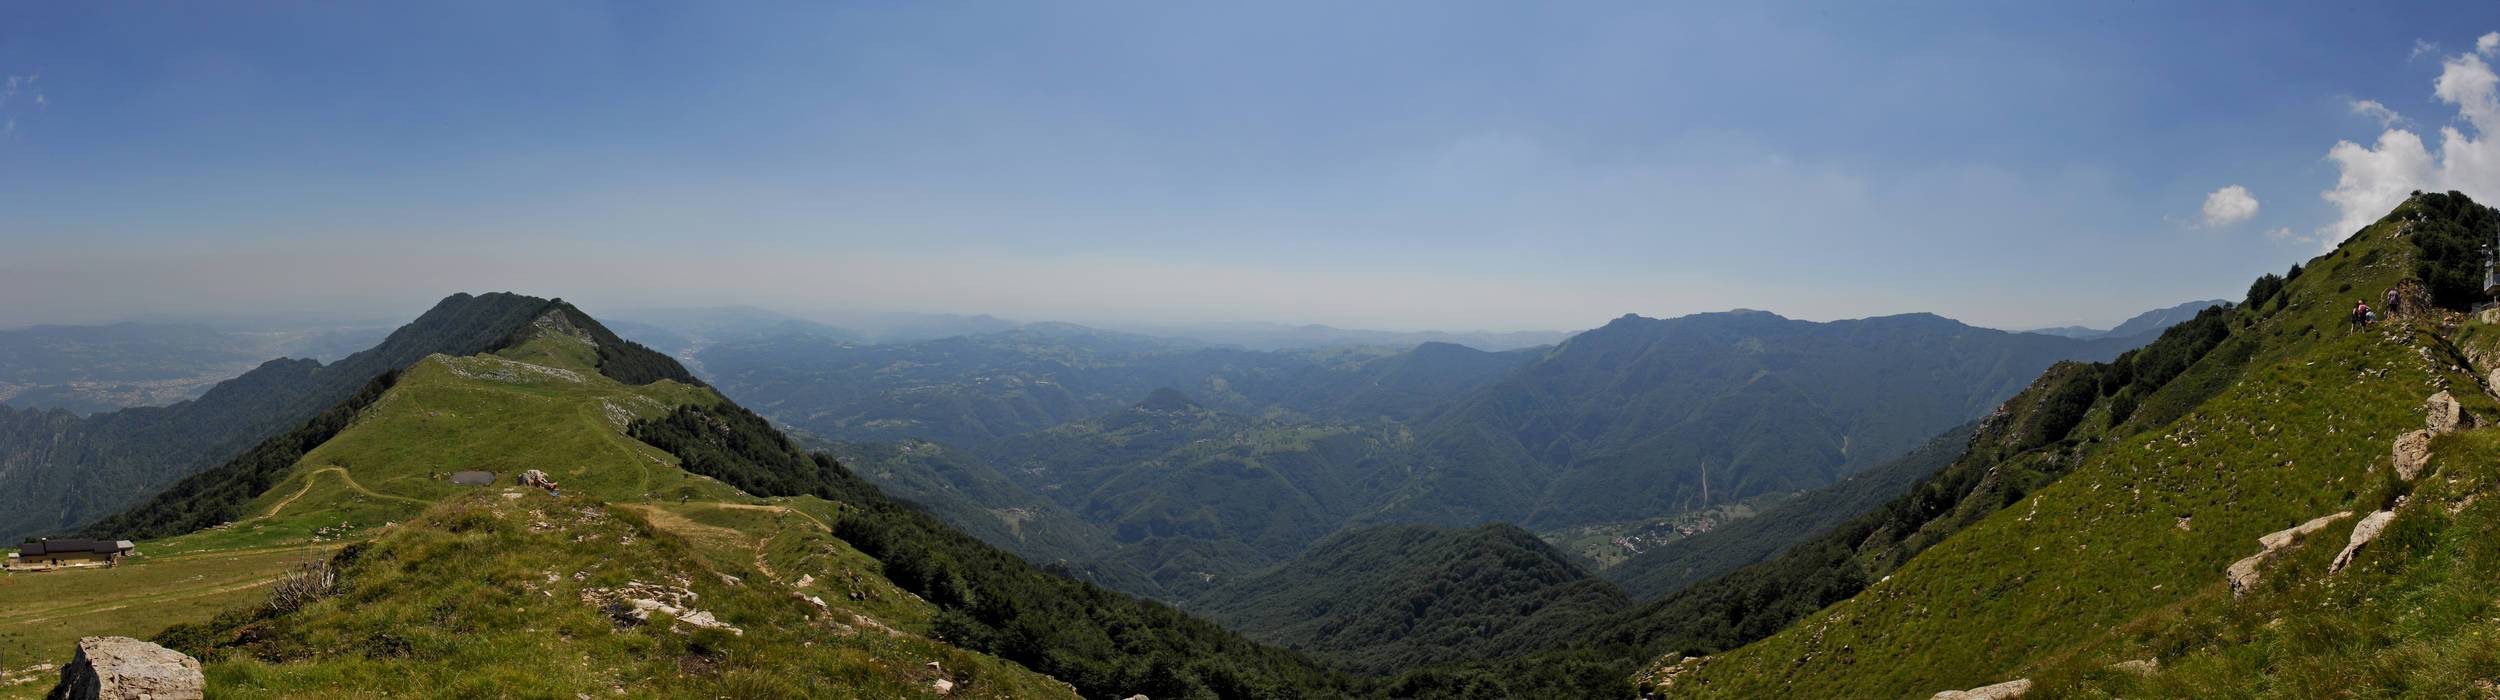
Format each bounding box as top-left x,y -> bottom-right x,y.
15,4 -> 2500,699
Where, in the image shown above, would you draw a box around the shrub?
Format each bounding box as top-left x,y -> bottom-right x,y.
267,557 -> 339,614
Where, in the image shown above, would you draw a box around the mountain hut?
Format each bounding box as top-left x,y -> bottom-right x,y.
6,538 -> 136,570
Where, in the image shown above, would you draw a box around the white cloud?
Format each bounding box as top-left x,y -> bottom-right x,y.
0,74 -> 39,140
2351,99 -> 2405,127
2318,36 -> 2500,249
2264,227 -> 2294,242
2201,185 -> 2260,227
2416,39 -> 2444,59
2321,130 -> 2433,244
2435,52 -> 2500,132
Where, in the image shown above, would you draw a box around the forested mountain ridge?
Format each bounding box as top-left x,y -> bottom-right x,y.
1189,523 -> 1630,675
972,388 -> 1411,595
1639,191 -> 2500,697
696,325 -> 1541,449
1366,310 -> 2155,531
0,292 -> 661,540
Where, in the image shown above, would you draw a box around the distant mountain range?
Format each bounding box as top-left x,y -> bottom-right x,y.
2022,299 -> 2229,339
690,304 -> 2208,616
1360,310 -> 2159,531
1083,320 -> 1570,352
610,305 -> 1569,354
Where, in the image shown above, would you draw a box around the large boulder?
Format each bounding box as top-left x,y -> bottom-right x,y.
2426,391 -> 2469,434
44,636 -> 203,700
2393,430 -> 2435,481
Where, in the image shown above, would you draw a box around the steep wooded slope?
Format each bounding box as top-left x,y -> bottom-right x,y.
1189,523 -> 1629,675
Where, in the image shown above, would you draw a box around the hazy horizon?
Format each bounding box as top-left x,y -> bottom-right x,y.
11,4 -> 2500,332
0,292 -> 2224,341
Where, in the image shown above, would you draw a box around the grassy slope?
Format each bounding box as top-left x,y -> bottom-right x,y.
1651,197 -> 2483,697
171,492 -> 1074,699
0,332 -> 1077,699
2021,420 -> 2500,697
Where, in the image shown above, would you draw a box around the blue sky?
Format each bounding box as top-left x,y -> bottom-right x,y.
5,1 -> 2498,332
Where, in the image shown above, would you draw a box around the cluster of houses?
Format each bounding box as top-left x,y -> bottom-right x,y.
4,538 -> 137,570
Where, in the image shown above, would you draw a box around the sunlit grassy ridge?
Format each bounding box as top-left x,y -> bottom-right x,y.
2,330 -> 1080,698
1650,194 -> 2500,697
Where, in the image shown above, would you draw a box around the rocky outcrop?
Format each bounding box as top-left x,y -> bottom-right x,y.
2425,391 -> 2469,433
2226,512 -> 2352,597
2331,509 -> 2400,574
1638,654 -> 1708,694
531,307 -> 601,347
1930,678 -> 2032,699
582,581 -> 744,636
2392,430 -> 2434,481
43,636 -> 203,700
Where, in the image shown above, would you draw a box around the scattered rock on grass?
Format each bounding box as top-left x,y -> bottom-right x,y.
2331,509 -> 2399,574
2226,512 -> 2352,597
581,582 -> 744,636
2426,391 -> 2469,433
2393,430 -> 2434,481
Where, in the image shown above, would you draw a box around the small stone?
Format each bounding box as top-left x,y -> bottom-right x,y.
2113,658 -> 2158,675
930,678 -> 954,694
